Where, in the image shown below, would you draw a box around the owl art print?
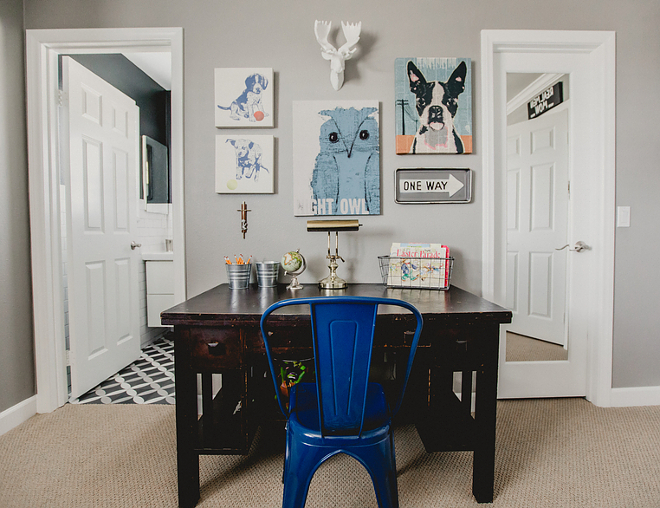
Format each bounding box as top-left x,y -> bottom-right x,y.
293,101 -> 380,216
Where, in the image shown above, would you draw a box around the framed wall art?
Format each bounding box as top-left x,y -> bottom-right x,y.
214,68 -> 274,128
394,57 -> 472,154
292,100 -> 380,216
215,135 -> 274,194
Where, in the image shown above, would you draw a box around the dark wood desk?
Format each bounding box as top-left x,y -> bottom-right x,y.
162,283 -> 511,507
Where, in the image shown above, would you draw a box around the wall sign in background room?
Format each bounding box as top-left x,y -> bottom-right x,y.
293,100 -> 380,216
215,68 -> 274,128
394,57 -> 472,154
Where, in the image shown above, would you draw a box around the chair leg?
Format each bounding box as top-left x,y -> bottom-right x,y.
351,432 -> 399,508
282,441 -> 329,508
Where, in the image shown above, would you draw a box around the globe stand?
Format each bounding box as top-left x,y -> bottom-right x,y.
285,271 -> 304,290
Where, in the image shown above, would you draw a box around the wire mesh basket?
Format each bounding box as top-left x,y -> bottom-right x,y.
378,255 -> 453,290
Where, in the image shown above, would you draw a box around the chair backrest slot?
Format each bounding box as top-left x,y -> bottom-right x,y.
312,302 -> 378,434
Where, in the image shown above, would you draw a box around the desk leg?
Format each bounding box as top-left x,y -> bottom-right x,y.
175,335 -> 200,508
472,326 -> 500,503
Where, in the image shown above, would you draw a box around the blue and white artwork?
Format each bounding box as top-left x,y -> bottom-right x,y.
215,68 -> 274,128
215,135 -> 274,194
293,100 -> 380,216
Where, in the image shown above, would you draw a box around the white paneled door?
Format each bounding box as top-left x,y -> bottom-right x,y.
61,57 -> 142,400
506,108 -> 569,346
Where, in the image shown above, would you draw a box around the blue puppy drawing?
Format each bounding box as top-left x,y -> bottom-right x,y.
310,107 -> 380,215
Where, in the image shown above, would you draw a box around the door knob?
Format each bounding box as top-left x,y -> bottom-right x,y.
555,241 -> 590,252
130,241 -> 142,250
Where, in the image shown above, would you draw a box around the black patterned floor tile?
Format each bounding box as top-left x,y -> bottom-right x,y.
71,336 -> 175,405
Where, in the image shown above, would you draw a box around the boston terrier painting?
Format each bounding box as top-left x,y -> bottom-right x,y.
407,60 -> 467,154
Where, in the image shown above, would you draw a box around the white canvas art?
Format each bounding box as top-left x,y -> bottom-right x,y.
293,100 -> 380,216
215,68 -> 274,128
215,135 -> 274,194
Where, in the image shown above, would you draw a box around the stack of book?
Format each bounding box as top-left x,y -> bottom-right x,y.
386,243 -> 451,289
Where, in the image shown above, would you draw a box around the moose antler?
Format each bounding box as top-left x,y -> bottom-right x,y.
314,20 -> 362,91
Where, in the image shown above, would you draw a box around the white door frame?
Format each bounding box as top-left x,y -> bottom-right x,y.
26,28 -> 186,413
481,30 -> 616,407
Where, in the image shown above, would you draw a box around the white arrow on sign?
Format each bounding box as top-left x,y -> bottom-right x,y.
399,174 -> 465,198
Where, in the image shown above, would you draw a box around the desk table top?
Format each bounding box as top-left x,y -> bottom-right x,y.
161,283 -> 512,328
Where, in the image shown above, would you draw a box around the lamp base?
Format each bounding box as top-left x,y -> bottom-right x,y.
318,256 -> 347,289
318,274 -> 347,290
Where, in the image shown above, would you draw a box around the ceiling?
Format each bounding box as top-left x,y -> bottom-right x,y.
506,73 -> 542,101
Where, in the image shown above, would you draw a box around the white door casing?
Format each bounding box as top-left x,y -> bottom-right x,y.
61,57 -> 141,399
481,30 -> 616,405
26,28 -> 185,413
506,108 -> 569,347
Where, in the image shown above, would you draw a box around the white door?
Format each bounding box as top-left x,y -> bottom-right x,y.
506,108 -> 569,346
60,57 -> 142,400
496,52 -> 591,399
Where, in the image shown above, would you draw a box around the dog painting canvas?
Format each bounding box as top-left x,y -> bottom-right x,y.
293,100 -> 380,216
215,68 -> 274,128
215,135 -> 274,193
394,58 -> 471,154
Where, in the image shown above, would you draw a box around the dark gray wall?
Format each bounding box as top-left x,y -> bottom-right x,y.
0,0 -> 35,413
12,0 -> 660,397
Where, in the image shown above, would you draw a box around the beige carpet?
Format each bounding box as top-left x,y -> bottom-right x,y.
1,399 -> 660,507
505,332 -> 569,362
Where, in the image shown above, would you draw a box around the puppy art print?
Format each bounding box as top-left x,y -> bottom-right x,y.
214,68 -> 274,128
215,135 -> 274,194
292,100 -> 380,217
394,58 -> 472,154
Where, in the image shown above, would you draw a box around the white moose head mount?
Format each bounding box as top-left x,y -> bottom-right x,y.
314,20 -> 362,91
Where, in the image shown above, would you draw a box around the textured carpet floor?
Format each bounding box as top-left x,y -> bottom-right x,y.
505,332 -> 568,362
1,398 -> 659,507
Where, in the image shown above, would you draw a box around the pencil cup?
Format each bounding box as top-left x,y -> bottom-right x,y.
226,264 -> 251,289
256,261 -> 279,287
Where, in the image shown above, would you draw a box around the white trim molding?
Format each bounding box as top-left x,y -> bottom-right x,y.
481,30 -> 616,407
506,73 -> 563,116
26,28 -> 186,413
0,397 -> 37,436
610,386 -> 660,408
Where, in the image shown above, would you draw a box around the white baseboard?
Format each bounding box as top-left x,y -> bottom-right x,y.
609,386 -> 660,407
0,396 -> 37,436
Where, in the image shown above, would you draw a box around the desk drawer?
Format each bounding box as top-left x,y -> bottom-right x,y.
247,323 -> 313,353
188,328 -> 242,370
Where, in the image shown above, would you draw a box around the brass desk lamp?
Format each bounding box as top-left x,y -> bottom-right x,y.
307,219 -> 361,289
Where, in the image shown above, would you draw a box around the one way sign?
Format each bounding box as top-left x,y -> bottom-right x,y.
395,168 -> 472,204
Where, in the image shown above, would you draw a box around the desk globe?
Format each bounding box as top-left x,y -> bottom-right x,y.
281,249 -> 306,290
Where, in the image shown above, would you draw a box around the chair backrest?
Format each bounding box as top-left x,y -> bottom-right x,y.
260,296 -> 423,436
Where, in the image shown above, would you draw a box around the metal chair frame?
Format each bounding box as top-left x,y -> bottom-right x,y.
260,296 -> 423,508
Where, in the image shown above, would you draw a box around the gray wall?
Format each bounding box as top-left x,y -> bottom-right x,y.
0,0 -> 35,412
10,0 -> 660,398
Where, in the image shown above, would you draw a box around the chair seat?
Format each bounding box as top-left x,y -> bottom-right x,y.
289,382 -> 391,436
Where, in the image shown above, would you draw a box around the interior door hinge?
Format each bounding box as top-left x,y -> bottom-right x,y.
568,181 -> 571,199
65,349 -> 71,366
57,89 -> 66,107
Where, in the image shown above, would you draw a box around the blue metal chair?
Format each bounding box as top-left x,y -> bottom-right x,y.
260,296 -> 423,508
